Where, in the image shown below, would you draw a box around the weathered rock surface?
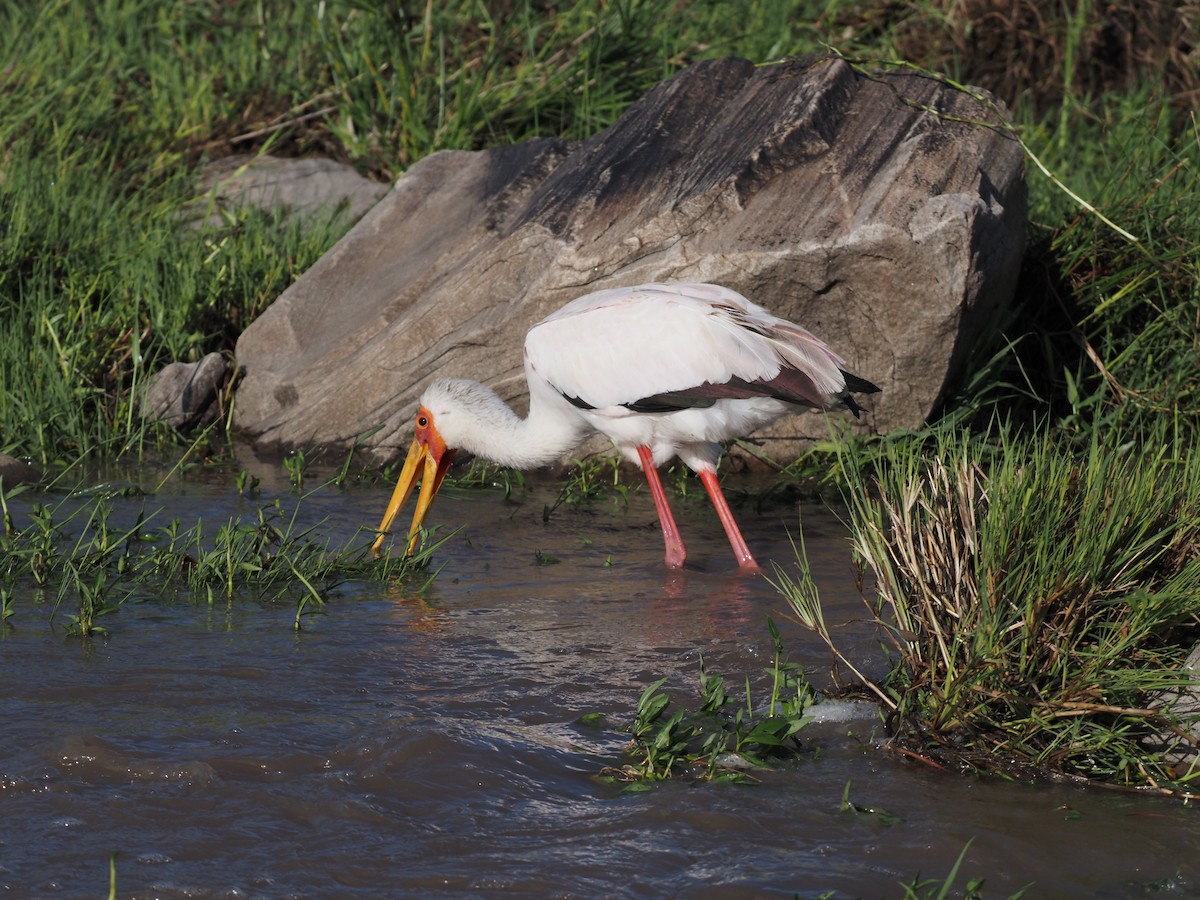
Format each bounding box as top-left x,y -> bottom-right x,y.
141,352 -> 230,429
233,55 -> 1026,465
191,154 -> 388,228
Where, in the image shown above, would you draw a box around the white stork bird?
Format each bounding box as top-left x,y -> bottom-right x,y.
372,282 -> 878,570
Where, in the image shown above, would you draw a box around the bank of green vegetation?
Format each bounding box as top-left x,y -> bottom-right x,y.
1,1 -> 1197,794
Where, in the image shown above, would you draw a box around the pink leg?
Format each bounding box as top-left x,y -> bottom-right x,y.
698,469 -> 760,571
637,446 -> 686,568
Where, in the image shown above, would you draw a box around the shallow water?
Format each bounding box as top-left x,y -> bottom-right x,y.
2,471 -> 1198,897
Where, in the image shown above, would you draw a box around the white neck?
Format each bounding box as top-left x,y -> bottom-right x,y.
430,378 -> 588,470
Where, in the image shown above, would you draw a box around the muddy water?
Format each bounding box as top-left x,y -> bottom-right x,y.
2,473 -> 1199,898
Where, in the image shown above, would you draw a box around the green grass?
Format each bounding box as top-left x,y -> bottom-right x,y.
779,423 -> 1200,793
1006,87 -> 1200,444
1,1 -> 1194,463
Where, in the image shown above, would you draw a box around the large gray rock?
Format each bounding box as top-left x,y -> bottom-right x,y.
234,56 -> 1026,465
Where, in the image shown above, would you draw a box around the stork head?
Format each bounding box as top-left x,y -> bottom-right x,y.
371,405 -> 457,559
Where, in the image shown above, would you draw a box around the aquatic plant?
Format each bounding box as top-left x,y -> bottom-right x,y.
542,452 -> 630,522
896,839 -> 1028,900
603,618 -> 815,786
56,565 -> 122,638
0,481 -> 431,635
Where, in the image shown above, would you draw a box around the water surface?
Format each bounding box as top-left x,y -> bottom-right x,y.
2,473 -> 1197,897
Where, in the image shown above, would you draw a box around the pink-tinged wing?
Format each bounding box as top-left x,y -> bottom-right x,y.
524,283 -> 854,413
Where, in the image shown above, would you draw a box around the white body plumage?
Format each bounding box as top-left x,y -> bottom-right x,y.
523,282 -> 856,469
374,282 -> 878,569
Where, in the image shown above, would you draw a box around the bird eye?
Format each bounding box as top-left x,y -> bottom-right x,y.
417,416 -> 428,428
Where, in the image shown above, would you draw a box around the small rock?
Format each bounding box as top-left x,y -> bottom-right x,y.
190,154 -> 389,229
1147,643 -> 1200,772
141,352 -> 230,429
0,452 -> 42,486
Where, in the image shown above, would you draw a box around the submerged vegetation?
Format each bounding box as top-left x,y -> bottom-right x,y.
1,0 -> 1198,795
0,477 -> 428,635
603,618 -> 815,786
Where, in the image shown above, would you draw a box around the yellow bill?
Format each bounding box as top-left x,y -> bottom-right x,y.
371,409 -> 455,558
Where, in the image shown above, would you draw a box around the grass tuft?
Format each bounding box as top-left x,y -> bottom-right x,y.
778,423 -> 1200,792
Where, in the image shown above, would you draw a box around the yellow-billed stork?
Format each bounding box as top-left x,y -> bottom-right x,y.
372,282 -> 878,570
